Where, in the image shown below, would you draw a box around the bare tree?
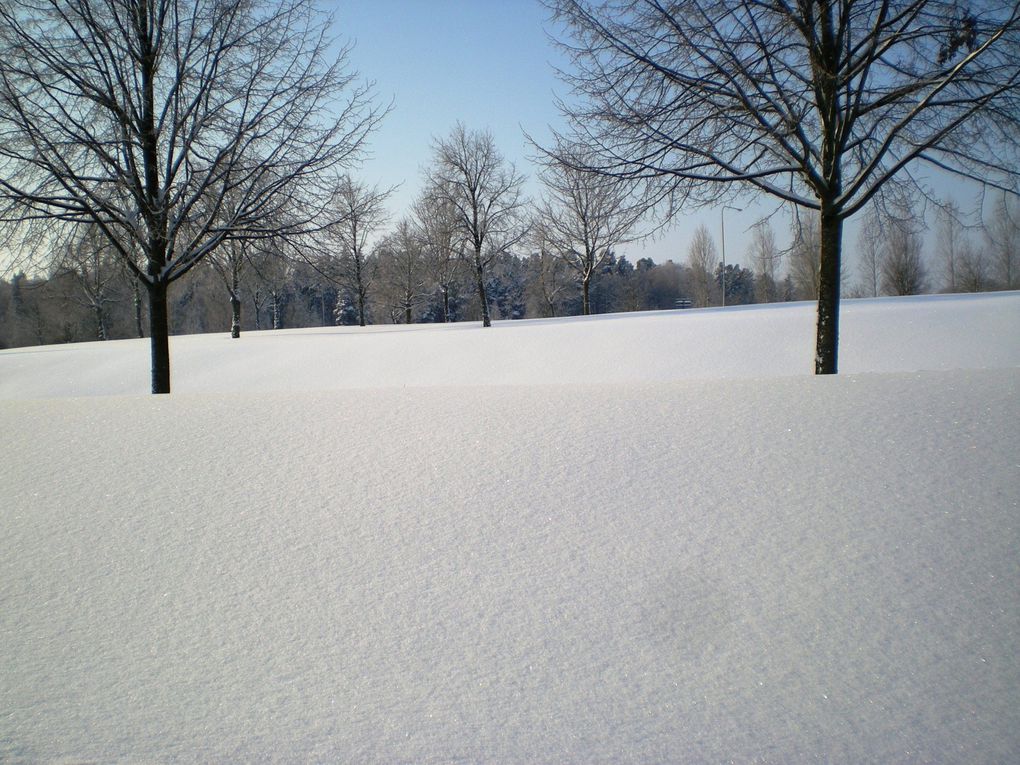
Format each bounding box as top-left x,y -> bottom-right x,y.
547,0 -> 1020,373
208,241 -> 248,339
248,239 -> 292,330
525,245 -> 575,317
957,239 -> 992,291
376,219 -> 427,324
413,183 -> 463,323
855,210 -> 882,299
536,146 -> 643,314
936,202 -> 970,292
790,215 -> 822,301
0,0 -> 381,392
986,193 -> 1020,289
747,220 -> 781,303
881,205 -> 928,295
325,175 -> 391,327
54,224 -> 120,340
427,123 -> 527,328
686,224 -> 718,307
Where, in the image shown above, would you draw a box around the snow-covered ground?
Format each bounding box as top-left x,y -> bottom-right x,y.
1,293 -> 1018,762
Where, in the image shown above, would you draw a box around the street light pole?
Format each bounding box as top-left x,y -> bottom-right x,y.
720,205 -> 742,307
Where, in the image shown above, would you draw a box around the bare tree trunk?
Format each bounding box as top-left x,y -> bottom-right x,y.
252,288 -> 262,331
441,285 -> 450,323
271,290 -> 282,330
582,274 -> 591,315
230,259 -> 241,339
94,303 -> 107,341
474,249 -> 491,327
133,279 -> 144,338
147,280 -> 170,394
352,252 -> 367,327
815,208 -> 843,375
230,297 -> 241,338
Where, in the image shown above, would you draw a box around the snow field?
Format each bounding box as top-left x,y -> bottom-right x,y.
1,292 -> 1018,762
1,292 -> 1017,398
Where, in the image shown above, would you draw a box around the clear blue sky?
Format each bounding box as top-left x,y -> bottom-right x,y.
332,1 -> 562,221
329,0 -> 980,276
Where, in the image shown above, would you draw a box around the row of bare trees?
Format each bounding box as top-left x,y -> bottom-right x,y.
4,183 -> 1014,351
265,122 -> 644,334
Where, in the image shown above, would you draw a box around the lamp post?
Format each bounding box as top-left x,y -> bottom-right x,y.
720,205 -> 742,306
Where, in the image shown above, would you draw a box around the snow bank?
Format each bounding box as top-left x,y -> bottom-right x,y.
1,293 -> 1018,762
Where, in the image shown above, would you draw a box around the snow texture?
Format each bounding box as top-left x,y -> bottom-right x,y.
1,293 -> 1018,763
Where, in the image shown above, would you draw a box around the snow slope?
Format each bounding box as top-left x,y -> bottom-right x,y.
1,293 -> 1018,763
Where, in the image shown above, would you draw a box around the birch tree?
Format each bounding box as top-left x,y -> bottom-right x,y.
547,0 -> 1020,373
0,0 -> 381,392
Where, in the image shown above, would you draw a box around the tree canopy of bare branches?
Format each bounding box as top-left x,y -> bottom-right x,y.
547,0 -> 1020,373
536,146 -> 643,314
413,184 -> 463,323
0,0 -> 381,392
686,224 -> 718,307
747,220 -> 781,303
326,175 -> 391,327
427,123 -> 527,328
880,205 -> 928,295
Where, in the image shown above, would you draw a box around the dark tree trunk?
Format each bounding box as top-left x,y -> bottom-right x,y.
133,280 -> 144,338
354,254 -> 367,327
813,4 -> 843,376
147,280 -> 170,394
474,249 -> 490,327
230,261 -> 241,339
815,207 -> 843,375
441,285 -> 450,323
582,275 -> 591,315
404,303 -> 412,325
230,295 -> 241,339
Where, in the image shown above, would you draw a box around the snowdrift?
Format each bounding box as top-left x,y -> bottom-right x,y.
1,293 -> 1018,762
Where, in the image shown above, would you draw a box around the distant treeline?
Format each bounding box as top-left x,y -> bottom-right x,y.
2,202 -> 1015,350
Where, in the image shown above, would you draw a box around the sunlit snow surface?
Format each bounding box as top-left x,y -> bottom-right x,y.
1,294 -> 1018,762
